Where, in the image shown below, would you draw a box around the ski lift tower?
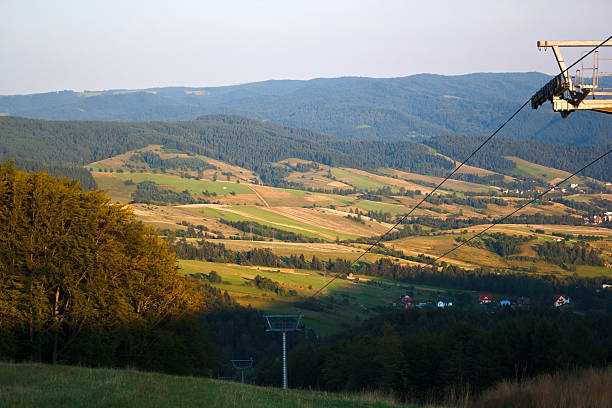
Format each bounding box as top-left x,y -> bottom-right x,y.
531,39 -> 612,117
231,357 -> 254,384
264,313 -> 303,389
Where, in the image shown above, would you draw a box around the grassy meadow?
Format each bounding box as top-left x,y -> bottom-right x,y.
0,362 -> 419,408
113,172 -> 254,195
3,362 -> 607,408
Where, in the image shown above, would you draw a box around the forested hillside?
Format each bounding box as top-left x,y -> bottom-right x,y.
2,73 -> 610,145
2,115 -> 610,182
0,115 -> 454,175
424,134 -> 612,181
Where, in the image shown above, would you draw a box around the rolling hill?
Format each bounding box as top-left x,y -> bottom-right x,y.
2,73 -> 611,146
1,115 -> 610,182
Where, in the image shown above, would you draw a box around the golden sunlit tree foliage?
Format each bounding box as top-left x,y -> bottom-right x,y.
0,161 -> 215,373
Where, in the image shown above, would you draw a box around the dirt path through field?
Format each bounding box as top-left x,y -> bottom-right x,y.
246,184 -> 269,207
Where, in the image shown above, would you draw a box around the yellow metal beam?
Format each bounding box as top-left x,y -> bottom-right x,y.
538,40 -> 612,47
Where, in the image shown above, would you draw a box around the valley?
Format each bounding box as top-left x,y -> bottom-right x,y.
3,4 -> 612,406
83,143 -> 612,335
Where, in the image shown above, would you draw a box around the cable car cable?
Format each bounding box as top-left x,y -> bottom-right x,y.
310,35 -> 611,298
426,146 -> 612,268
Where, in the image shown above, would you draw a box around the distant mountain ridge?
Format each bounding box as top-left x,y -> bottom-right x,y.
1,73 -> 610,145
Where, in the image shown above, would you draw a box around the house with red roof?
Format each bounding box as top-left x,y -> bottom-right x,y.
399,294 -> 415,309
478,294 -> 493,304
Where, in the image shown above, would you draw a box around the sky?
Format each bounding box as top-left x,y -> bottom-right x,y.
1,0 -> 611,95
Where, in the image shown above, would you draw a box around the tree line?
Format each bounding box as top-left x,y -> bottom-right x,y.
129,151 -> 215,172
268,308 -> 612,403
536,241 -> 605,267
130,181 -> 210,205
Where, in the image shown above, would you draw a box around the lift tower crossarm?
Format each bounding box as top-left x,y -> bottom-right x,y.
532,39 -> 612,117
538,40 -> 612,47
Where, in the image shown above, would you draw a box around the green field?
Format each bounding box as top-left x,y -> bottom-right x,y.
179,259 -> 406,334
356,200 -> 407,215
0,362 -> 418,408
114,172 -> 254,195
273,187 -> 355,206
505,156 -> 582,184
331,168 -> 395,191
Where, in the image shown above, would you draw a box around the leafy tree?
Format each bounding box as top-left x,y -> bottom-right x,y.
0,161 -> 213,373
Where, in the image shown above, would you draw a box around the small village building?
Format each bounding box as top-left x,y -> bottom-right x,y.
553,294 -> 570,308
478,294 -> 493,304
399,294 -> 415,309
437,298 -> 453,308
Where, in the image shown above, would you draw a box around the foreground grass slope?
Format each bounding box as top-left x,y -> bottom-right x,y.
0,362 -> 417,408
472,367 -> 612,408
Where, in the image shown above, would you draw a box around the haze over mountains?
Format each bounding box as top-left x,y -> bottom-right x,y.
2,72 -> 611,146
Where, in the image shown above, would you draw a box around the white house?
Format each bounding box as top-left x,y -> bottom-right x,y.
437,298 -> 453,308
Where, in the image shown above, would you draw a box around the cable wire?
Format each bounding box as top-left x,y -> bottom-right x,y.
310,34 -> 612,298
426,146 -> 612,268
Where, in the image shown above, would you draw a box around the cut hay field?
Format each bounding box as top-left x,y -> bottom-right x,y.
196,206 -> 333,240
385,169 -> 499,193
193,205 -> 384,241
331,168 -> 396,191
93,172 -> 137,203
0,362 -> 419,408
249,184 -> 353,207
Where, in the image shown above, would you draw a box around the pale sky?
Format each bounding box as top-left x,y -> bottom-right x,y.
1,0 -> 611,95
